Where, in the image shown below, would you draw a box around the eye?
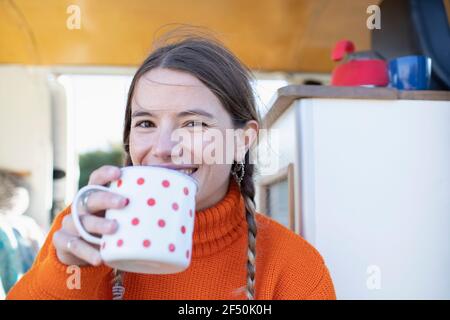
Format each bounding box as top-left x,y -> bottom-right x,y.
135,120 -> 155,128
185,120 -> 208,128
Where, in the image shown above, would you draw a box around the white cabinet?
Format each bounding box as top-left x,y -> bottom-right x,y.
296,97 -> 450,299
258,86 -> 450,299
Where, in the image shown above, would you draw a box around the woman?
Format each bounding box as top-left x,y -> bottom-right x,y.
7,30 -> 336,300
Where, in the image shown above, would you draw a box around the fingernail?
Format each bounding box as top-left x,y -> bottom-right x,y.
108,220 -> 118,232
123,198 -> 130,206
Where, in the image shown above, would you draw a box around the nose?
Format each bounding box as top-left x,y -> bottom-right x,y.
151,126 -> 182,160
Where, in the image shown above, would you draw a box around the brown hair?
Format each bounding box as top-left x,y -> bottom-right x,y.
116,26 -> 260,300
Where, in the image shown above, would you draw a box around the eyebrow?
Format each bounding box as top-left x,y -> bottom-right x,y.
131,108 -> 214,119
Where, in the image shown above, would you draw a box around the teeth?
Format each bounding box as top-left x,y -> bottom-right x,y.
178,168 -> 195,175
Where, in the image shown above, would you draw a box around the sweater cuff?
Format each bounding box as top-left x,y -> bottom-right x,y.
30,244 -> 113,299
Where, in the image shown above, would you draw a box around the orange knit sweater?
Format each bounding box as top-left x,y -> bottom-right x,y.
7,180 -> 336,300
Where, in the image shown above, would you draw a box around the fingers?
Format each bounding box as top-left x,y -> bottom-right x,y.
84,166 -> 127,214
53,230 -> 102,266
88,165 -> 121,186
82,215 -> 118,235
84,190 -> 128,214
55,165 -> 125,267
62,214 -> 118,237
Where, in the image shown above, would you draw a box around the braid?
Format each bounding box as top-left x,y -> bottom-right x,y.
235,155 -> 258,300
112,269 -> 125,300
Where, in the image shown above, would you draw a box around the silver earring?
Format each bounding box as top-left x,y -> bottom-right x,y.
232,160 -> 245,186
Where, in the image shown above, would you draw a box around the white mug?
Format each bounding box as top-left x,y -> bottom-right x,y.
71,166 -> 198,274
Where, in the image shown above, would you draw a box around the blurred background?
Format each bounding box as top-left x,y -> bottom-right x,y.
0,0 -> 449,299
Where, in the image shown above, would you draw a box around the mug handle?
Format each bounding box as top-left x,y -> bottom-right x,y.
71,184 -> 111,245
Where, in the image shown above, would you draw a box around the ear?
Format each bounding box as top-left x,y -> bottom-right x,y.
234,120 -> 259,162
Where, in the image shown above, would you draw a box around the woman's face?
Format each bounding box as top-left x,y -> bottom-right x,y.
129,68 -> 255,210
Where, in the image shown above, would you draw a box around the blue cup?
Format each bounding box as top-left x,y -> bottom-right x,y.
388,55 -> 432,90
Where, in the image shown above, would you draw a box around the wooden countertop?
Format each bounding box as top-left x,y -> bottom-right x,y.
262,85 -> 450,128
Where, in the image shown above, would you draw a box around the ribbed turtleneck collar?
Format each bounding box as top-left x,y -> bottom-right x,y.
192,179 -> 247,258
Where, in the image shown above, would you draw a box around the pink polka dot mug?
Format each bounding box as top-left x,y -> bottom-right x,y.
71,165 -> 198,274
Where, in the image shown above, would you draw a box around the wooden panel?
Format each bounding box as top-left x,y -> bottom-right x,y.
0,0 -> 379,72
263,85 -> 450,128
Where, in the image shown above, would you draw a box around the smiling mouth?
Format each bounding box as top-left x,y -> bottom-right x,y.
175,168 -> 198,176
147,164 -> 199,176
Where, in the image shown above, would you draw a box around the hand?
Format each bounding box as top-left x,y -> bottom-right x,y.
53,165 -> 128,266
